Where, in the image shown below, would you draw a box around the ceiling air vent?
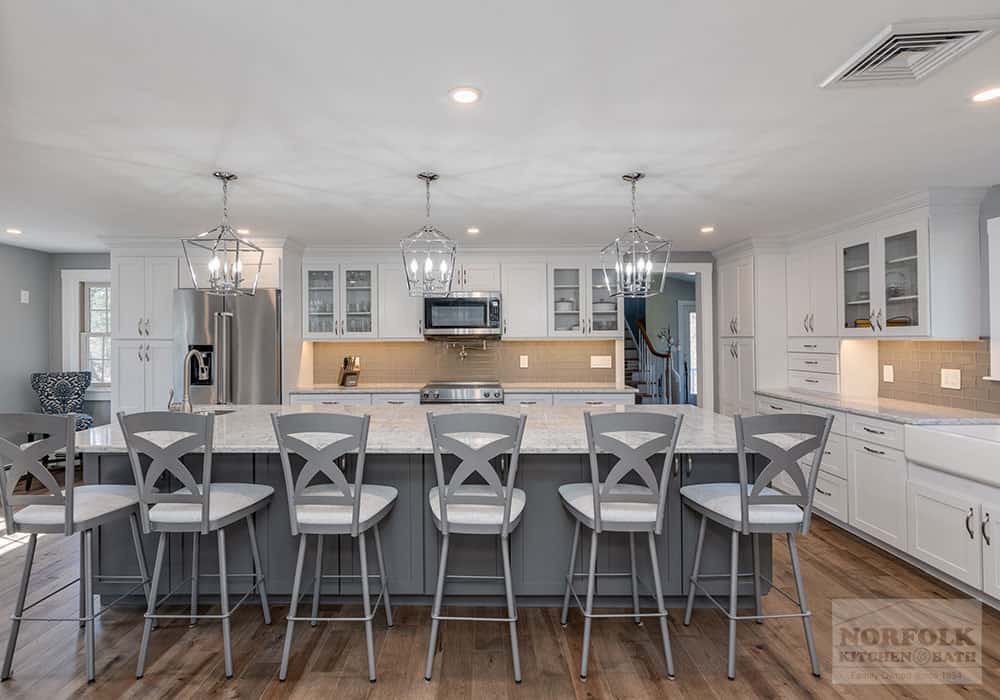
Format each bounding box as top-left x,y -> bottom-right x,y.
820,18 -> 1000,87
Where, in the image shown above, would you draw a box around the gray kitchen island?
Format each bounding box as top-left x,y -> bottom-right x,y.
77,404 -> 770,607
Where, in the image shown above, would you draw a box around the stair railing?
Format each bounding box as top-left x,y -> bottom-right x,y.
627,320 -> 675,404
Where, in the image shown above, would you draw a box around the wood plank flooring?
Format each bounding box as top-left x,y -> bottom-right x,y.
0,517 -> 997,699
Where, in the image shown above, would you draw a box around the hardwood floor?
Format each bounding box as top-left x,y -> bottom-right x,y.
0,518 -> 997,699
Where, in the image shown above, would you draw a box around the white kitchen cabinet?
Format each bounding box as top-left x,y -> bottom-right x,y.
719,256 -> 754,338
303,263 -> 377,340
504,393 -> 553,406
113,339 -> 173,414
907,481 -> 982,588
377,263 -> 423,339
547,262 -> 622,338
813,472 -> 848,522
113,256 -> 177,339
847,440 -> 907,549
288,393 -> 373,406
787,242 -> 837,337
552,393 -> 635,406
983,500 -> 1000,600
501,262 -> 548,338
371,393 -> 420,406
456,262 -> 501,291
719,338 -> 754,416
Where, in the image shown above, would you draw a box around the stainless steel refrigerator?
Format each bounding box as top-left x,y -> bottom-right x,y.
173,289 -> 282,406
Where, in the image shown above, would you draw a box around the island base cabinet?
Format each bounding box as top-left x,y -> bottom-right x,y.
847,441 -> 907,550
906,481 -> 983,589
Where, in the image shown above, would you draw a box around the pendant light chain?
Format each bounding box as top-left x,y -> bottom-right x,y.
426,176 -> 432,220
631,177 -> 638,229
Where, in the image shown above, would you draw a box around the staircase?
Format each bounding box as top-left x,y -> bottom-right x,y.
625,322 -> 669,403
624,332 -> 651,401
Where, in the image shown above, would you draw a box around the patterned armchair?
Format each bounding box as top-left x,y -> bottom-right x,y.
30,372 -> 94,431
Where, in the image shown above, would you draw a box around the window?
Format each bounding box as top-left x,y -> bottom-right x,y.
81,282 -> 111,386
688,311 -> 698,395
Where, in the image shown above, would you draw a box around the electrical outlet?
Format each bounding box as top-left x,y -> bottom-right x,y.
941,368 -> 962,390
590,355 -> 613,369
19,290 -> 29,304
519,355 -> 529,369
882,364 -> 894,383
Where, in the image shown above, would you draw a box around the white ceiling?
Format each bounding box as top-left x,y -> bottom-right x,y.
2,1 -> 999,253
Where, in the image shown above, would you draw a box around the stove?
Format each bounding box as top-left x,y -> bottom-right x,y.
420,381 -> 504,404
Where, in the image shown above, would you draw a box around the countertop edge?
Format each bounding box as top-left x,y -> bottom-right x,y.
291,384 -> 638,395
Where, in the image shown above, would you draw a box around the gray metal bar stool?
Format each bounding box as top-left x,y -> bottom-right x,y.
0,412 -> 152,683
558,410 -> 683,680
424,411 -> 528,683
118,410 -> 273,679
681,412 -> 833,680
272,411 -> 396,683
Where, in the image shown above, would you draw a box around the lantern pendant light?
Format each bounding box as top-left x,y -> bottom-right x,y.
181,171 -> 263,296
400,172 -> 457,297
601,172 -> 672,298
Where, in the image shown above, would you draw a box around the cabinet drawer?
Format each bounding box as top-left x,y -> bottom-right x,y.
288,393 -> 372,406
371,393 -> 419,406
787,337 -> 839,354
788,352 -> 839,374
845,414 -> 903,451
795,403 -> 847,436
801,432 -> 847,479
755,395 -> 799,415
553,393 -> 634,406
788,370 -> 839,394
812,472 -> 847,522
504,393 -> 553,406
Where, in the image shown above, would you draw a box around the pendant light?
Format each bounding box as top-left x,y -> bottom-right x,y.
181,171 -> 263,296
601,172 -> 672,298
400,172 -> 457,297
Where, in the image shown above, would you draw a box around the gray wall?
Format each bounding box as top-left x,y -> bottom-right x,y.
0,243 -> 52,411
981,186 -> 1000,337
644,275 -> 696,354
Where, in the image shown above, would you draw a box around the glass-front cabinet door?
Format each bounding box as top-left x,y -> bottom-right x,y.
588,266 -> 622,337
341,266 -> 377,338
879,227 -> 927,336
840,240 -> 875,336
548,264 -> 586,336
304,266 -> 338,339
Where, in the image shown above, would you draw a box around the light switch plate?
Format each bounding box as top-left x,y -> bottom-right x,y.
19,290 -> 29,304
883,365 -> 894,383
519,355 -> 529,369
590,355 -> 613,369
941,368 -> 961,390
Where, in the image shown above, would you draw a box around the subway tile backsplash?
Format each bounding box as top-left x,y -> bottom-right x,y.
878,340 -> 1000,414
312,340 -> 617,385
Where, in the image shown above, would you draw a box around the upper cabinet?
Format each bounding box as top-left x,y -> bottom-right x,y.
786,242 -> 837,337
112,256 -> 178,339
719,256 -> 754,337
303,263 -> 378,340
454,262 -> 501,291
377,263 -> 423,340
547,261 -> 622,338
501,262 -> 548,338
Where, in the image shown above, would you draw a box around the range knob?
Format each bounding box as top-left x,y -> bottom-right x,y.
493,391 -> 502,398
421,392 -> 430,399
433,391 -> 440,399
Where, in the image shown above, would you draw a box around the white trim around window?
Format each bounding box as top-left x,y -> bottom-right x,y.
61,268 -> 112,400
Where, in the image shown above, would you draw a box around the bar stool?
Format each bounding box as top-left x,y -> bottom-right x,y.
558,410 -> 683,680
0,413 -> 151,683
424,411 -> 528,683
118,410 -> 273,679
272,411 -> 396,683
681,413 -> 833,680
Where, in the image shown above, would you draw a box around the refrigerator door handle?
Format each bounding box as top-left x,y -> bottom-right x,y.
215,311 -> 234,404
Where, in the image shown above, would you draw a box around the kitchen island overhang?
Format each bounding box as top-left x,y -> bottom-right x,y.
79,404 -> 771,607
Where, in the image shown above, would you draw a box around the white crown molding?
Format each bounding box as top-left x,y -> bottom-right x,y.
100,234 -> 301,251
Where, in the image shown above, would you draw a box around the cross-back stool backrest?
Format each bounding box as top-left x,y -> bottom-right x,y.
426,412 -> 527,536
118,410 -> 214,533
584,410 -> 683,534
0,413 -> 76,535
271,411 -> 370,537
735,412 -> 833,535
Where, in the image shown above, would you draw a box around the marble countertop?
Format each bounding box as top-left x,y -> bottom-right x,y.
291,382 -> 636,394
76,403 -> 736,455
756,388 -> 1000,425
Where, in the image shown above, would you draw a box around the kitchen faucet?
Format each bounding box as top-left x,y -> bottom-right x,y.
181,348 -> 209,413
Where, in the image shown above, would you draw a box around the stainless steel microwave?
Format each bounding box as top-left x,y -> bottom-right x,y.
423,292 -> 502,338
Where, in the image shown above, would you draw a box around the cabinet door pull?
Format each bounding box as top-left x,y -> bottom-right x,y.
520,401 -> 537,405
769,404 -> 784,411
503,319 -> 508,335
386,400 -> 406,405
875,308 -> 883,332
137,347 -> 143,362
321,401 -> 339,405
808,313 -> 815,333
983,513 -> 992,546
686,454 -> 693,477
145,318 -> 152,336
965,508 -> 975,540
862,445 -> 885,456
672,456 -> 679,478
804,360 -> 819,365
804,378 -> 819,384
862,426 -> 885,436
584,400 -> 604,405
803,315 -> 808,333
815,486 -> 833,497
803,344 -> 817,349
144,344 -> 150,362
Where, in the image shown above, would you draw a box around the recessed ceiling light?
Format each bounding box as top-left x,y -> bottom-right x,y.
236,228 -> 250,235
449,86 -> 481,104
6,228 -> 22,235
466,227 -> 480,235
973,87 -> 1000,102
700,226 -> 715,234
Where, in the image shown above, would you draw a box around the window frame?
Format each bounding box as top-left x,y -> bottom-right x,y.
60,269 -> 112,400
80,282 -> 111,387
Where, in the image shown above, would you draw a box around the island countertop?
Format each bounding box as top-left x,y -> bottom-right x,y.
77,403 -> 735,455
291,382 -> 637,394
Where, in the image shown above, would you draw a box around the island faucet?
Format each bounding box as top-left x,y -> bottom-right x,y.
181,348 -> 209,413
